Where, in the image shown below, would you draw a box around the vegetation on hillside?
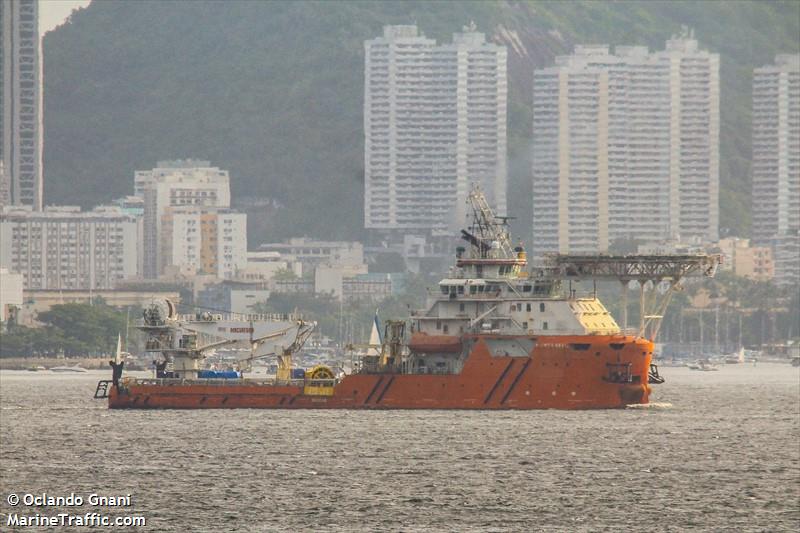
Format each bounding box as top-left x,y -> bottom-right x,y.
0,302 -> 128,357
43,1 -> 800,245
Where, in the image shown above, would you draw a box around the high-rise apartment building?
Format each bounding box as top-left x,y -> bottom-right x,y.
135,160 -> 246,279
1,0 -> 42,209
752,56 -> 799,240
364,24 -> 507,235
0,161 -> 9,205
752,54 -> 800,286
531,33 -> 719,257
773,230 -> 799,286
532,46 -> 614,255
0,205 -> 139,290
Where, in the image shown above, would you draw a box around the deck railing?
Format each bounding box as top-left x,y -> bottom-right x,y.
122,377 -> 308,387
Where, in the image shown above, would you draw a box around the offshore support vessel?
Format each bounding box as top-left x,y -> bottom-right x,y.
96,189 -> 719,410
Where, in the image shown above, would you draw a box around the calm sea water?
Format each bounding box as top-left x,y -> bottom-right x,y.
1,364 -> 798,532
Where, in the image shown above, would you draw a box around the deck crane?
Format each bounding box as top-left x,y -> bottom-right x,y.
541,254 -> 721,341
137,300 -> 315,380
462,186 -> 514,259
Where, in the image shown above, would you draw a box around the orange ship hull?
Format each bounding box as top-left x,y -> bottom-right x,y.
109,335 -> 653,410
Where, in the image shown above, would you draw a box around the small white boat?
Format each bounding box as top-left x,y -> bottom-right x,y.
688,360 -> 718,371
49,365 -> 89,373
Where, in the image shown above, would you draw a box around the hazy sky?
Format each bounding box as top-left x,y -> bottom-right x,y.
40,0 -> 91,34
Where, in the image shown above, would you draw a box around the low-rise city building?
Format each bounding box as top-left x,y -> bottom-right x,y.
314,262 -> 369,299
234,251 -> 302,282
715,237 -> 774,281
271,278 -> 314,294
0,268 -> 23,323
258,238 -> 364,274
135,160 -> 247,279
342,273 -> 402,303
197,281 -> 270,314
160,206 -> 247,280
16,288 -> 181,327
0,205 -> 139,290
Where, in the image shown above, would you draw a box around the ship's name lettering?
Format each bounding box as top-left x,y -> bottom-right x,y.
230,327 -> 254,333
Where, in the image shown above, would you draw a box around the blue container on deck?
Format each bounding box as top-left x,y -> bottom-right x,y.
291,368 -> 306,379
198,370 -> 241,379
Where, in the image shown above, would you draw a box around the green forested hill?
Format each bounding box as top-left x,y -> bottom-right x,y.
43,0 -> 799,244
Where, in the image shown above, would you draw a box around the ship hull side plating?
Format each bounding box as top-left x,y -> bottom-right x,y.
109,336 -> 653,410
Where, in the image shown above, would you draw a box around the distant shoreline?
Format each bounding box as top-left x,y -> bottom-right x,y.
0,357 -> 110,371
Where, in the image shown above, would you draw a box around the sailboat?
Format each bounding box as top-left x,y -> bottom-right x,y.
115,333 -> 123,364
366,310 -> 382,356
341,311 -> 383,375
724,347 -> 745,364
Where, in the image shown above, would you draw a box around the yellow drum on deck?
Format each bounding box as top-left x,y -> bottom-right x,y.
303,365 -> 336,396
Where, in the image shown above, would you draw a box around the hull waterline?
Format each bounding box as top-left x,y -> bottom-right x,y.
109,335 -> 652,410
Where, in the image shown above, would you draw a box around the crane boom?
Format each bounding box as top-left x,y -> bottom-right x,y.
137,301 -> 316,379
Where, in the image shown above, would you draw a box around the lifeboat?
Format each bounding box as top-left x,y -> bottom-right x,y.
408,332 -> 462,353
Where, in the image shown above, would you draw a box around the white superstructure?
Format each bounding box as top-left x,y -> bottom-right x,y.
412,189 -> 619,345
364,24 -> 507,234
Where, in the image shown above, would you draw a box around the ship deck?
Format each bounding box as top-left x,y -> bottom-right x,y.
106,335 -> 655,410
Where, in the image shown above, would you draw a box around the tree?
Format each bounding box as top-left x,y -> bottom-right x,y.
272,268 -> 299,281
0,303 -> 129,357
